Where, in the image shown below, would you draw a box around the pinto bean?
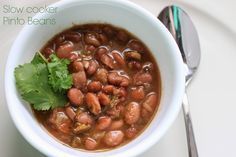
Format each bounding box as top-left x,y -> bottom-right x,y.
108,72 -> 130,87
55,35 -> 65,46
43,47 -> 54,58
100,54 -> 115,69
141,108 -> 150,121
92,132 -> 106,141
109,119 -> 124,130
83,54 -> 94,60
133,72 -> 152,85
113,87 -> 127,98
86,60 -> 98,75
67,88 -> 84,105
103,130 -> 124,147
102,85 -> 114,94
127,61 -> 142,70
75,112 -> 94,125
84,33 -> 101,46
142,92 -> 158,113
82,60 -> 89,69
124,102 -> 141,125
128,40 -> 145,52
125,126 -> 138,138
111,50 -> 125,67
117,30 -> 129,43
87,81 -> 102,92
84,137 -> 97,150
125,51 -> 141,60
119,76 -> 129,87
72,61 -> 84,72
142,62 -> 154,72
106,104 -> 125,119
65,106 -> 76,120
95,47 -> 108,60
56,41 -> 74,59
96,116 -> 112,130
64,32 -> 82,42
130,86 -> 145,100
107,72 -> 120,86
68,53 -> 79,62
103,26 -> 115,37
98,92 -> 110,106
94,68 -> 108,84
49,108 -> 72,134
85,93 -> 101,115
85,45 -> 96,52
72,71 -> 87,89
99,33 -> 108,44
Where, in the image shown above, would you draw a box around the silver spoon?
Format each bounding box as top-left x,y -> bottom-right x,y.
158,5 -> 200,157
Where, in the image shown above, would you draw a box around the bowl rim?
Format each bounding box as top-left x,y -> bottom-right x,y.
4,0 -> 185,157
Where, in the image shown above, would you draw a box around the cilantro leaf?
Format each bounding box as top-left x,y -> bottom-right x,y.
47,54 -> 72,93
15,61 -> 67,111
31,52 -> 46,64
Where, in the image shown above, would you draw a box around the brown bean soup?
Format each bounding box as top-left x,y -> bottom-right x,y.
34,24 -> 161,151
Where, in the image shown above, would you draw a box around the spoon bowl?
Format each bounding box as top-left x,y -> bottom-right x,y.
158,6 -> 200,85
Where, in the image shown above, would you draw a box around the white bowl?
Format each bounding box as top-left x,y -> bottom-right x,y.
5,0 -> 185,157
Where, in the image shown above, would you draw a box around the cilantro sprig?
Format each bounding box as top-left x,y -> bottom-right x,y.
48,54 -> 72,93
14,52 -> 72,110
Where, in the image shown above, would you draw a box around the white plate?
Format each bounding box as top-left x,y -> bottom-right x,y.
1,0 -> 236,157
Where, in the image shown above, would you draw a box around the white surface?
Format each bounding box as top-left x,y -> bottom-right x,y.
1,0 -> 236,157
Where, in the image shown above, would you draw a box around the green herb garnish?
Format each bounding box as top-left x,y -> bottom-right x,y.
48,54 -> 72,93
14,52 -> 72,110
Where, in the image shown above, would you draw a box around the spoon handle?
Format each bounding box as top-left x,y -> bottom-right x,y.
182,93 -> 198,157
